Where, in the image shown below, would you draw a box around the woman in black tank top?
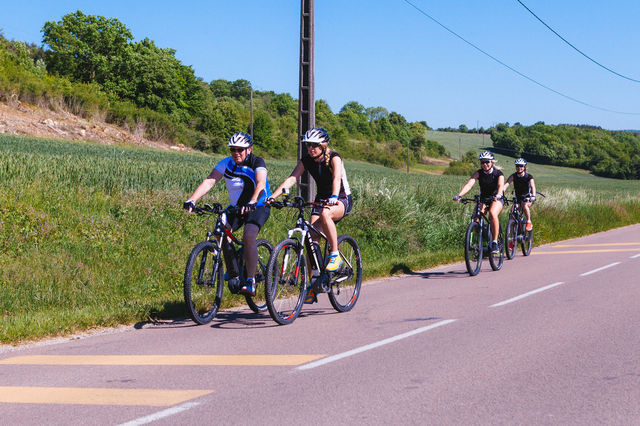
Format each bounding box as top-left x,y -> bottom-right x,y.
504,158 -> 537,231
268,128 -> 351,302
453,152 -> 505,252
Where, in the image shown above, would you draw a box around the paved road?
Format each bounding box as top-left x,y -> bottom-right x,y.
1,224 -> 640,425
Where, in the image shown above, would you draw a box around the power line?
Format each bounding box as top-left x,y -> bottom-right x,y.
515,0 -> 640,84
402,0 -> 640,116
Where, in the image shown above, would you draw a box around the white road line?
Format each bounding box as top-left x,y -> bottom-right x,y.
631,253 -> 640,259
296,319 -> 456,371
579,262 -> 621,277
490,282 -> 565,308
117,402 -> 200,426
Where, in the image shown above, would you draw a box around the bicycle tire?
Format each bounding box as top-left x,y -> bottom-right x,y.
464,222 -> 482,276
522,228 -> 533,256
488,224 -> 505,271
265,238 -> 307,325
328,235 -> 363,312
184,240 -> 224,325
245,238 -> 273,313
505,218 -> 517,260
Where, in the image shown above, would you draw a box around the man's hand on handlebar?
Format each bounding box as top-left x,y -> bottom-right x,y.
183,199 -> 196,212
241,202 -> 257,215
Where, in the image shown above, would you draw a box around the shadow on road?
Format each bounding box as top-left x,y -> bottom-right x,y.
390,263 -> 468,279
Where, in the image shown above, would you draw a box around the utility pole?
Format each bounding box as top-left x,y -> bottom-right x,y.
250,89 -> 254,139
298,0 -> 315,201
406,139 -> 409,173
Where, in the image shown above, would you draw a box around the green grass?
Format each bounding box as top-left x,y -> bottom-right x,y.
426,130 -> 490,159
1,134 -> 639,343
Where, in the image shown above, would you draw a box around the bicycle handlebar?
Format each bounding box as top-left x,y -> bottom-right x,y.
189,203 -> 245,216
268,196 -> 326,210
456,194 -> 499,205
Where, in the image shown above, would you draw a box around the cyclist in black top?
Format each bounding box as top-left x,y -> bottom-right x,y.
268,128 -> 353,303
504,158 -> 536,231
454,151 -> 505,254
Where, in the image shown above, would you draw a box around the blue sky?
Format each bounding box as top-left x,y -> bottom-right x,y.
2,0 -> 639,130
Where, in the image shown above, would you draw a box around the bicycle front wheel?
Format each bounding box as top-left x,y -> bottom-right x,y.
489,224 -> 505,271
265,239 -> 307,325
464,222 -> 483,276
522,226 -> 533,256
505,218 -> 517,260
245,238 -> 273,313
184,241 -> 224,324
328,235 -> 363,312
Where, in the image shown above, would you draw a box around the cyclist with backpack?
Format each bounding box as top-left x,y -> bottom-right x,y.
504,158 -> 536,231
267,127 -> 353,303
454,151 -> 505,254
183,132 -> 271,297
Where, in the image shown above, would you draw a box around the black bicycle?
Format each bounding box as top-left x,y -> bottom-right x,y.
265,195 -> 362,325
458,195 -> 504,276
505,193 -> 540,259
183,203 -> 273,325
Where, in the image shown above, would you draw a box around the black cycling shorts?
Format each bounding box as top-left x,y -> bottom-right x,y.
226,206 -> 270,231
311,194 -> 352,222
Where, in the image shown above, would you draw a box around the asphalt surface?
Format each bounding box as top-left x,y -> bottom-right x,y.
1,224 -> 639,425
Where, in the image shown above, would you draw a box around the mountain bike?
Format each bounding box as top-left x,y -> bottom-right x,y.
457,195 -> 504,276
183,203 -> 273,325
265,195 -> 362,325
505,193 -> 541,259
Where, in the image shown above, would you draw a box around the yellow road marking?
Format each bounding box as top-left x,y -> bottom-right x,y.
0,386 -> 212,406
0,354 -> 326,366
550,243 -> 640,248
533,248 -> 640,255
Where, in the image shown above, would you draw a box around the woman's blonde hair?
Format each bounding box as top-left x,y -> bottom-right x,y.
322,143 -> 332,168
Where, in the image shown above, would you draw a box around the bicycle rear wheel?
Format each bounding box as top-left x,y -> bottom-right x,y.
489,224 -> 505,271
328,235 -> 362,312
464,222 -> 483,276
522,227 -> 533,256
184,241 -> 224,324
265,239 -> 307,325
245,238 -> 273,313
505,218 -> 517,260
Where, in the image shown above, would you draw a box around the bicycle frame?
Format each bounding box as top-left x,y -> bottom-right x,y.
465,195 -> 494,237
276,197 -> 352,292
197,204 -> 246,287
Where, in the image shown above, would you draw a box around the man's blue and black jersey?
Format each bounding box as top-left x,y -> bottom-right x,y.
209,153 -> 271,206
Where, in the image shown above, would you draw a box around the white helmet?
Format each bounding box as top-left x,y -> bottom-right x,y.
228,132 -> 253,148
478,151 -> 494,160
514,158 -> 527,166
301,127 -> 330,144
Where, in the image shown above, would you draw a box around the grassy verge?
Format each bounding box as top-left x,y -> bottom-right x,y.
1,134 -> 639,343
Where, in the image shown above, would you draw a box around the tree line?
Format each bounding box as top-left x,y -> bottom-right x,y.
0,10 -> 446,169
490,122 -> 640,179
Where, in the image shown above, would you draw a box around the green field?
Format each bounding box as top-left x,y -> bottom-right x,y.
1,134 -> 639,343
426,130 -> 491,159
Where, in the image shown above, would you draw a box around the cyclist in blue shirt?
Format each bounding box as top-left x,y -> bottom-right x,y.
454,151 -> 505,254
183,132 -> 271,296
504,158 -> 537,231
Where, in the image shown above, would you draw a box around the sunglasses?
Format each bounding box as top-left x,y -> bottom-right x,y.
229,147 -> 245,153
306,142 -> 321,148
515,165 -> 525,167
480,160 -> 491,164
